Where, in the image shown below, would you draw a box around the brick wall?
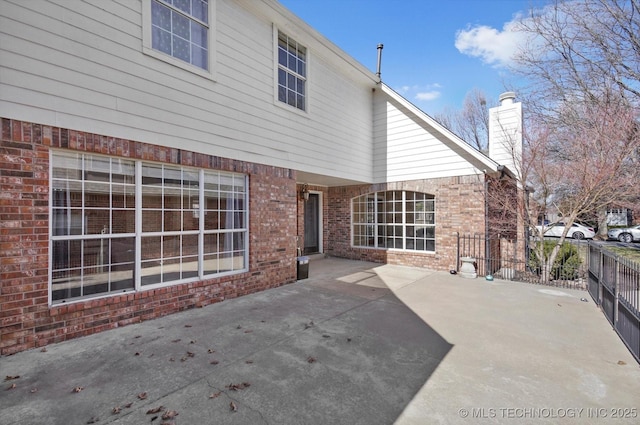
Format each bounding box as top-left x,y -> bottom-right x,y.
0,118 -> 297,355
326,175 -> 487,271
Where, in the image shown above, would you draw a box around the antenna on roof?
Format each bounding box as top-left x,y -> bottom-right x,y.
376,44 -> 384,81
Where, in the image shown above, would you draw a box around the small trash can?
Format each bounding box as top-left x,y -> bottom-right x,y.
297,256 -> 309,280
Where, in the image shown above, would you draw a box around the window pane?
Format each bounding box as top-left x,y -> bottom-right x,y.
190,21 -> 207,48
203,253 -> 219,275
141,236 -> 161,261
173,35 -> 190,61
204,233 -> 219,254
86,209 -> 110,234
142,209 -> 162,232
163,235 -> 181,259
112,184 -> 135,208
141,261 -> 162,286
164,210 -> 182,232
183,210 -> 199,230
191,0 -> 208,23
173,0 -> 191,15
85,182 -> 110,208
182,256 -> 198,279
85,157 -> 111,182
183,234 -> 198,256
172,11 -> 190,39
111,159 -> 135,183
52,152 -> 82,180
111,238 -> 134,267
152,1 -> 171,30
191,45 -> 207,69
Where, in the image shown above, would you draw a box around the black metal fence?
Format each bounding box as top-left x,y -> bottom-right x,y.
587,243 -> 640,363
456,233 -> 588,290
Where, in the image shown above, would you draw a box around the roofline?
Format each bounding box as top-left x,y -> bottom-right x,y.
239,0 -> 379,85
379,83 -> 502,174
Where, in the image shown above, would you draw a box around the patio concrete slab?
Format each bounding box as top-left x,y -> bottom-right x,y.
1,257 -> 638,425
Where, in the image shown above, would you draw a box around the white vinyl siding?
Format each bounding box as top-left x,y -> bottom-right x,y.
1,0 -> 376,184
373,95 -> 480,183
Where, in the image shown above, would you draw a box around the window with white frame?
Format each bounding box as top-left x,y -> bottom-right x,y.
352,191 -> 435,251
277,31 -> 306,111
50,151 -> 248,303
150,0 -> 209,70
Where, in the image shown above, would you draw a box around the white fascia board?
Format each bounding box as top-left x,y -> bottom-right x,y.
380,83 -> 501,174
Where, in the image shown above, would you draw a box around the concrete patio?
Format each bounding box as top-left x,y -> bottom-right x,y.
1,257 -> 638,424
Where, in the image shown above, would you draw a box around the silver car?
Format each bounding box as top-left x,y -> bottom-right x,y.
608,225 -> 640,243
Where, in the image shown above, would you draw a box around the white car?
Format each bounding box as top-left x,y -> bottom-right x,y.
535,222 -> 596,240
607,225 -> 640,243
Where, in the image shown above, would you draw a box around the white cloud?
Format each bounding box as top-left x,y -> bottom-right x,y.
415,91 -> 441,101
455,18 -> 526,67
395,84 -> 442,103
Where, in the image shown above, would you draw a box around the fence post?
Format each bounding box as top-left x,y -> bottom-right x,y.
455,232 -> 460,272
598,248 -> 604,306
614,257 -> 619,326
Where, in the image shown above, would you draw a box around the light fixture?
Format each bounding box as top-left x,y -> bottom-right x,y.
301,184 -> 310,201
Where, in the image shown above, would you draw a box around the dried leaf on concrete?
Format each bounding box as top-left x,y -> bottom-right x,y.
161,410 -> 178,420
226,382 -> 251,391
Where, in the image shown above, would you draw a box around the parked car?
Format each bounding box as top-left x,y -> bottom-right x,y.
535,222 -> 596,240
607,224 -> 640,243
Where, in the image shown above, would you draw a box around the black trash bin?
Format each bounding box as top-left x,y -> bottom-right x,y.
297,256 -> 309,280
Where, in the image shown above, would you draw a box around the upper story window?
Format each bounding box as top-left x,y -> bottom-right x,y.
277,31 -> 306,111
151,0 -> 209,70
352,191 -> 435,252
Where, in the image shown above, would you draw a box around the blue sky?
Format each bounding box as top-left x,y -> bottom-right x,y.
279,0 -> 542,115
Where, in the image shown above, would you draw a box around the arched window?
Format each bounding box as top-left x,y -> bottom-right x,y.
352,191 -> 435,251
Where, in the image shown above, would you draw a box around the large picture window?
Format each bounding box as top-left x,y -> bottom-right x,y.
50,151 -> 248,304
149,0 -> 209,70
352,191 -> 435,251
277,31 -> 307,111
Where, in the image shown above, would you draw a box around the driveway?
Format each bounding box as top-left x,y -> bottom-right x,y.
1,257 -> 638,424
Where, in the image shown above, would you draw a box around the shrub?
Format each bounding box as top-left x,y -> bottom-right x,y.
529,240 -> 582,280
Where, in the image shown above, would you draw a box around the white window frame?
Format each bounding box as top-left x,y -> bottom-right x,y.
351,191 -> 436,252
49,150 -> 248,305
273,27 -> 309,114
142,0 -> 217,80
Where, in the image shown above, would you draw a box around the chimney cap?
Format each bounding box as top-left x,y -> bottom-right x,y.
499,91 -> 516,105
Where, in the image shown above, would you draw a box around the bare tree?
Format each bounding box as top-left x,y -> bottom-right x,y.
514,0 -> 640,111
496,0 -> 640,282
433,88 -> 495,152
486,93 -> 639,283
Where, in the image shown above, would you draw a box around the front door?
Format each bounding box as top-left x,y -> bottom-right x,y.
304,193 -> 319,254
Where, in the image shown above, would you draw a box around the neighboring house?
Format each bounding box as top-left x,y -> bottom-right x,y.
606,208 -> 633,227
0,0 -> 521,354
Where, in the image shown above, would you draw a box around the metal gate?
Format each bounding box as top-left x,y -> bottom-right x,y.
588,243 -> 640,364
